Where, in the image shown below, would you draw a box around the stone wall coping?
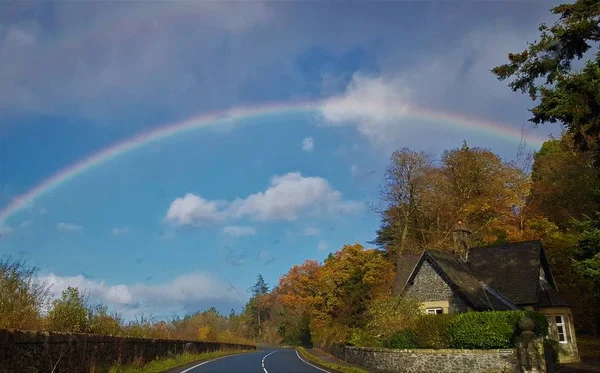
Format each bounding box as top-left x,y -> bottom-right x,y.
0,328 -> 254,348
343,346 -> 515,354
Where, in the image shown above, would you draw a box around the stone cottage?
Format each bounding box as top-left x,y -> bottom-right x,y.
394,240 -> 580,363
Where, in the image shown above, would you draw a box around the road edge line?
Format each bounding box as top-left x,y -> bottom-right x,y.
179,352 -> 252,373
261,350 -> 278,373
294,349 -> 331,373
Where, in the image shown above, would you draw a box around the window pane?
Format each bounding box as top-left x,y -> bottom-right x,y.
555,315 -> 567,343
435,309 -> 443,314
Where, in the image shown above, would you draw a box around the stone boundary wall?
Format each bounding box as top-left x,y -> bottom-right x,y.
0,328 -> 255,373
326,345 -> 519,373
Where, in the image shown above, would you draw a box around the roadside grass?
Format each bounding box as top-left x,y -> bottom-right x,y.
105,350 -> 253,373
296,347 -> 369,373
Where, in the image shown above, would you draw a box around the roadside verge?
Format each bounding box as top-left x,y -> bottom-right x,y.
295,347 -> 369,373
111,350 -> 254,373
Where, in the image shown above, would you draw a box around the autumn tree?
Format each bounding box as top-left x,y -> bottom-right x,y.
529,135 -> 600,228
245,274 -> 271,338
314,244 -> 394,333
275,260 -> 321,345
88,303 -> 123,336
439,142 -> 531,245
373,148 -> 433,255
46,287 -> 89,333
373,143 -> 533,255
0,258 -> 48,330
492,0 -> 600,160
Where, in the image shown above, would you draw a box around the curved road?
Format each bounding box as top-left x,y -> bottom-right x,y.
181,349 -> 330,373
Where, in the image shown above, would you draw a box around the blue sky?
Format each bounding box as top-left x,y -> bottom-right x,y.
0,0 -> 565,318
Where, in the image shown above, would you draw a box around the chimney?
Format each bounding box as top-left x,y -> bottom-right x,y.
452,219 -> 472,261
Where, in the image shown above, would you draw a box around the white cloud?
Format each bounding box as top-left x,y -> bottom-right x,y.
350,164 -> 359,176
38,271 -> 243,313
39,208 -> 47,215
320,73 -> 411,143
303,227 -> 321,236
0,225 -> 15,237
106,285 -> 135,305
57,222 -> 82,231
164,172 -> 360,226
221,225 -> 256,237
134,273 -> 242,305
317,240 -> 329,252
111,227 -> 131,235
301,137 -> 314,152
41,273 -> 135,306
228,172 -> 360,221
164,193 -> 225,226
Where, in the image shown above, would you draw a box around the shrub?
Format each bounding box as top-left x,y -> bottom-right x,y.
309,321 -> 351,348
412,314 -> 453,349
522,311 -> 549,338
447,311 -> 548,349
348,328 -> 382,347
364,296 -> 421,339
0,257 -> 48,330
88,304 -> 123,336
277,312 -> 311,346
46,286 -> 90,333
383,330 -> 417,349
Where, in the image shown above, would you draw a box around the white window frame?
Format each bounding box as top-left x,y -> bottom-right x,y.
555,315 -> 567,343
425,307 -> 443,315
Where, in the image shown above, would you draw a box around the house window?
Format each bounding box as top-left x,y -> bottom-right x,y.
425,308 -> 443,315
555,315 -> 567,343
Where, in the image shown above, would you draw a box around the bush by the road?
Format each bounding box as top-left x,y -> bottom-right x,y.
383,330 -> 417,349
412,314 -> 452,349
0,257 -> 49,330
366,310 -> 549,350
447,311 -> 548,349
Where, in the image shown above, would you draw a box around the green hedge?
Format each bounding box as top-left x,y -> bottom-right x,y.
375,311 -> 549,350
447,311 -> 548,349
412,314 -> 453,349
522,311 -> 549,338
383,330 -> 417,349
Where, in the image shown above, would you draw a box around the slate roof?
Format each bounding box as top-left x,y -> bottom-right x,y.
424,250 -> 518,311
392,254 -> 421,294
537,279 -> 568,307
468,241 -> 553,305
397,240 -> 567,310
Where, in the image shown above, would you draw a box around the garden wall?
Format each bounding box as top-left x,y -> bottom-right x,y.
327,345 -> 520,373
0,328 -> 255,373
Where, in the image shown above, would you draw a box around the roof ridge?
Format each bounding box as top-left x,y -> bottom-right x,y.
470,240 -> 542,251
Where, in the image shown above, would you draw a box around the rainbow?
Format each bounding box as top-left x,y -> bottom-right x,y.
0,101 -> 547,224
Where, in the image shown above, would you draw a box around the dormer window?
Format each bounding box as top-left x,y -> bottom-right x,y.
425,308 -> 443,315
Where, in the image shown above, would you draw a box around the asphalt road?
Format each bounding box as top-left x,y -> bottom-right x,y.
181,349 -> 330,373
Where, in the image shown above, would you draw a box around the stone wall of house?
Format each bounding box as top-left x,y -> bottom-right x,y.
0,329 -> 255,373
404,261 -> 468,313
327,345 -> 518,373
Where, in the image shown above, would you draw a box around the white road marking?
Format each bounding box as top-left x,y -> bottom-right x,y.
180,352 -> 250,373
295,350 -> 332,373
261,350 -> 279,373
